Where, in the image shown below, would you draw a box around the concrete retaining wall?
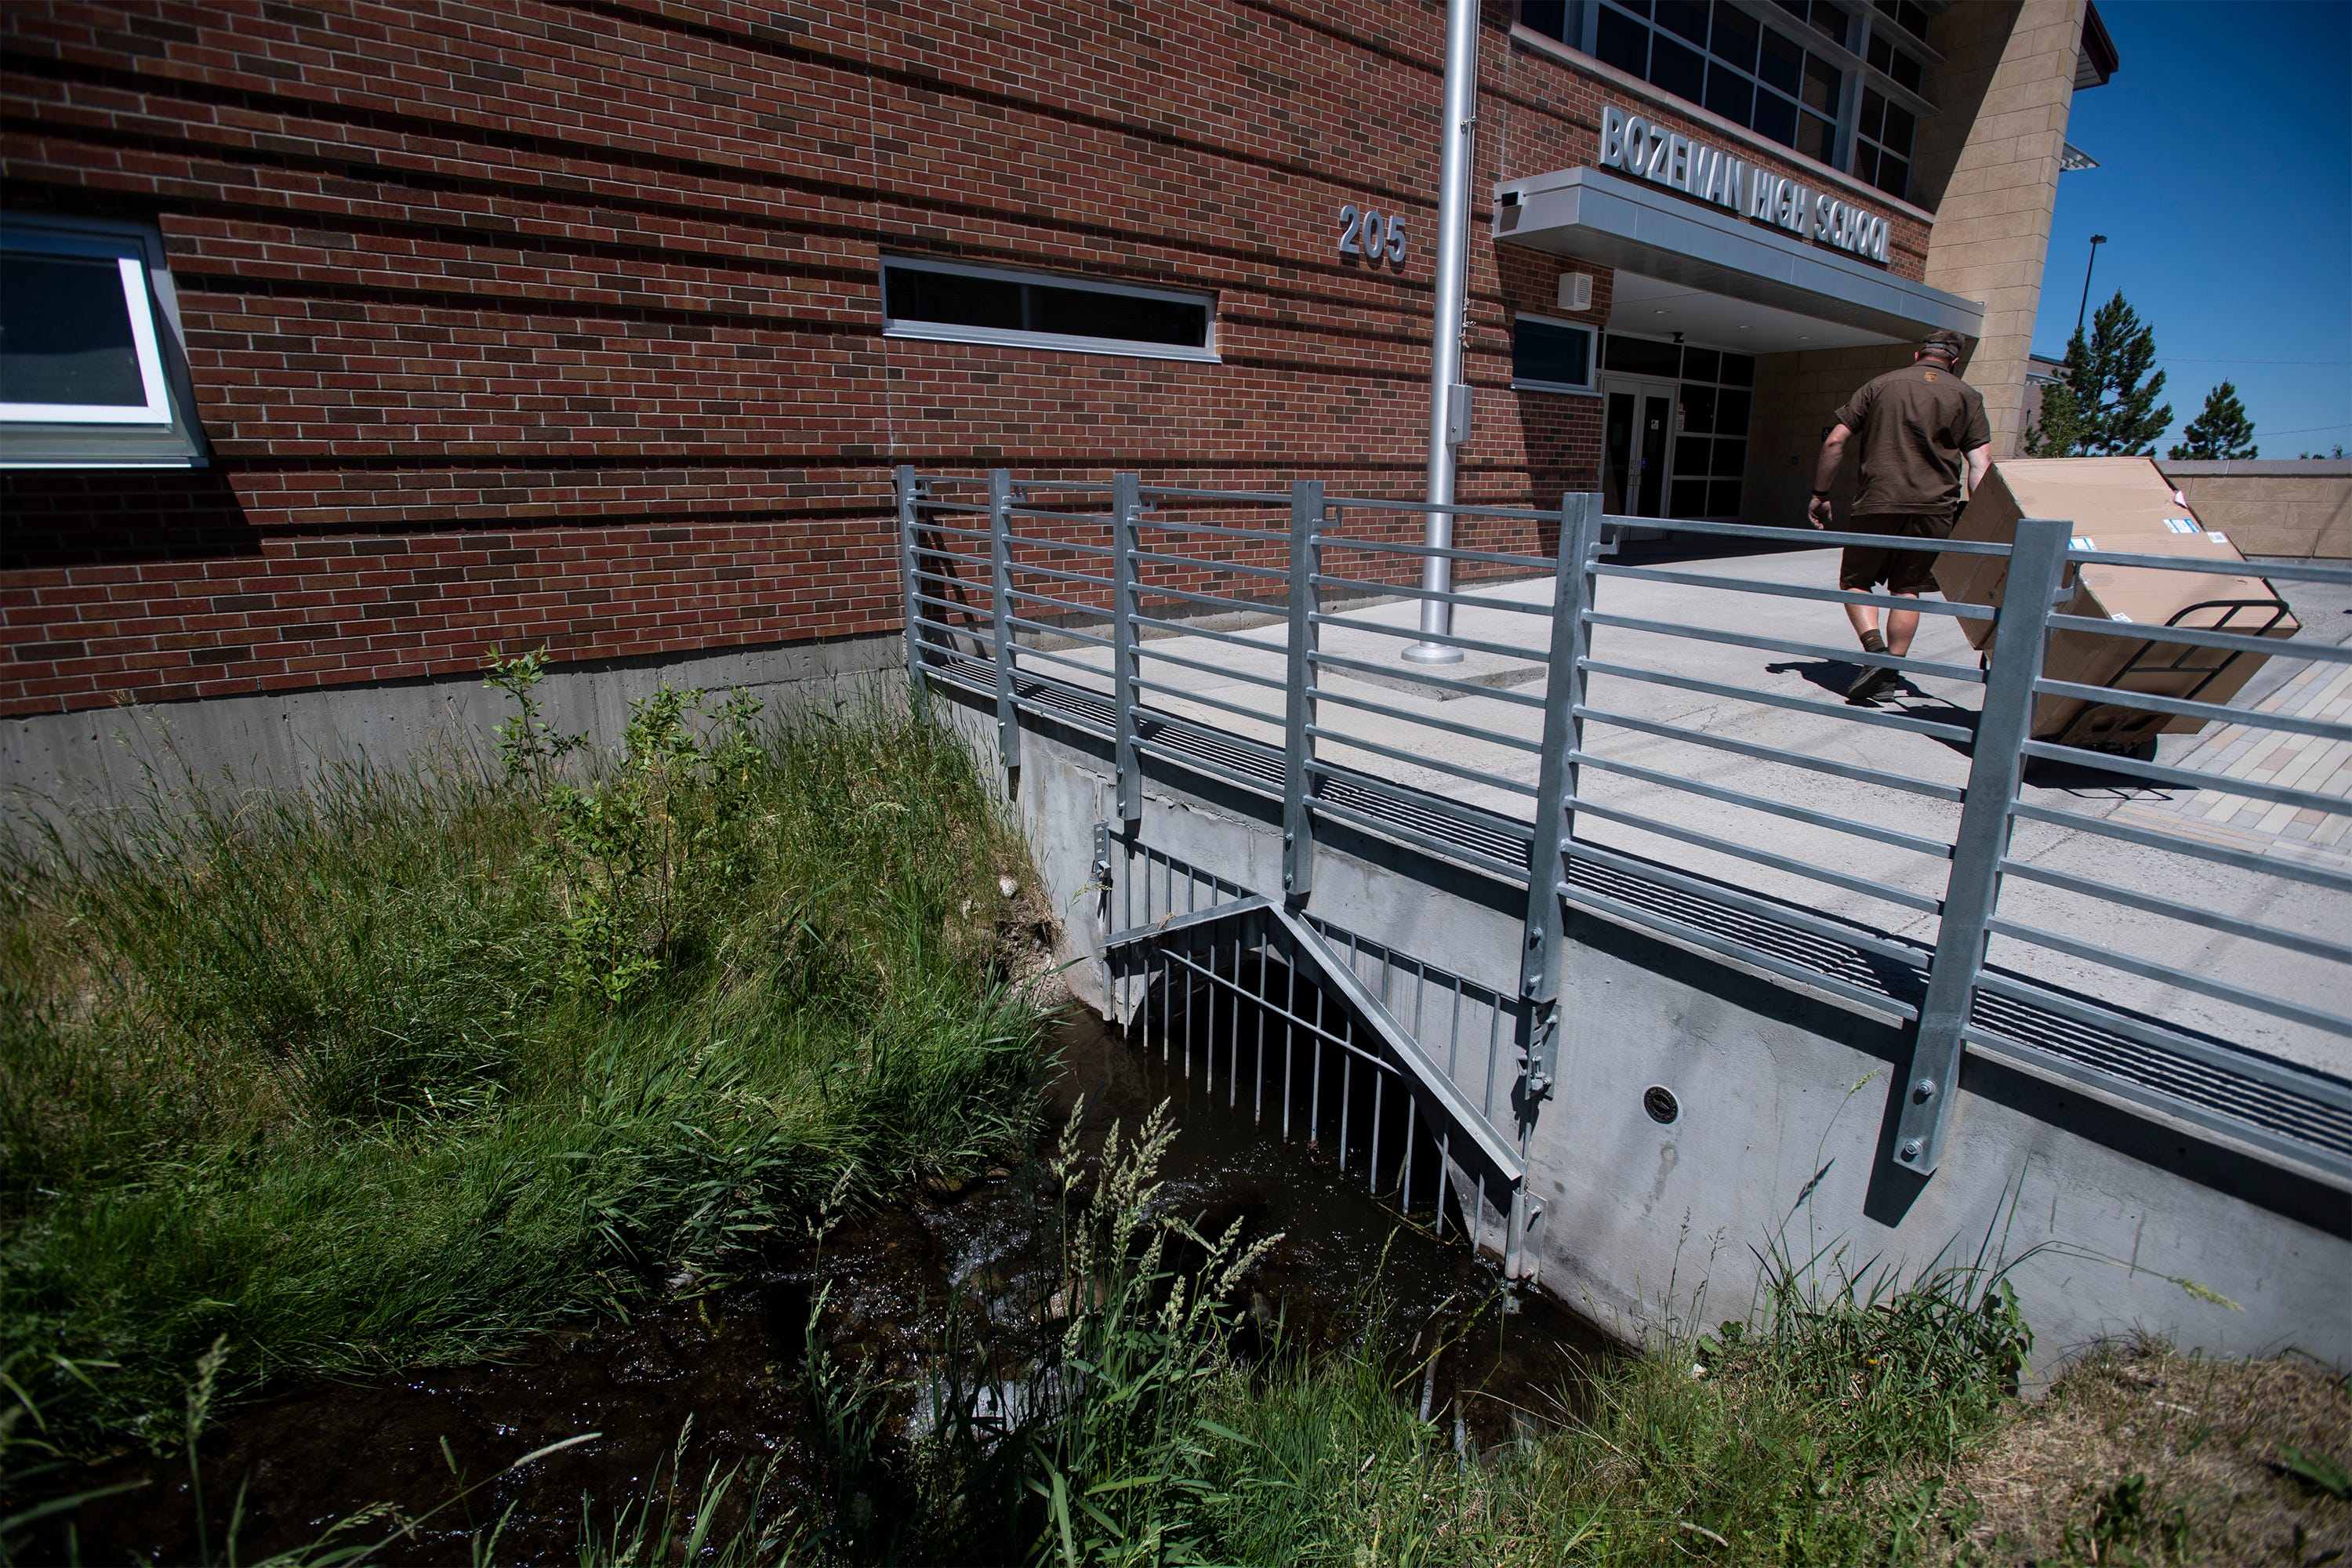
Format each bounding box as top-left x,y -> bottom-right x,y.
1007,715 -> 2352,1377
0,632 -> 904,844
2160,459 -> 2352,559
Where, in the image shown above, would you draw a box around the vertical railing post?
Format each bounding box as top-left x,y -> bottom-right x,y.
1516,492 -> 1602,1103
1895,514 -> 2070,1176
1282,480 -> 1324,901
986,469 -> 1020,779
895,463 -> 927,699
1112,473 -> 1143,825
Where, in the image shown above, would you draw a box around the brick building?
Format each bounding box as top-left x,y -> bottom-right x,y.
0,0 -> 2113,790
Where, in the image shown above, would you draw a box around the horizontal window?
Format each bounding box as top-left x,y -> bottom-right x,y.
1512,314 -> 1598,393
2,215 -> 206,468
880,257 -> 1216,361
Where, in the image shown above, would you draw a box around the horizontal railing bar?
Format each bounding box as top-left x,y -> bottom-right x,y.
909,616 -> 990,649
1581,659 -> 1978,742
1570,797 -> 1944,913
1310,571 -> 1553,615
1960,1024 -> 2352,1189
1130,733 -> 1281,801
1560,880 -> 1919,1021
1132,517 -> 1290,544
1573,751 -> 1954,858
2069,548 -> 2352,586
1004,533 -> 1115,559
1987,916 -> 2352,1038
2009,801 -> 2352,898
1129,611 -> 1286,654
1004,506 -> 1113,526
2044,613 -> 2352,666
1997,858 -> 2352,967
912,546 -> 992,570
1138,578 -> 1280,619
1312,684 -> 1546,753
1311,648 -> 1548,708
1306,728 -> 1540,795
1308,793 -> 1535,884
1004,586 -> 1110,622
1566,835 -> 1935,967
1585,611 -> 1987,684
1970,970 -> 2352,1113
1136,639 -> 1291,691
1130,677 -> 1283,728
1322,495 -> 1564,521
1011,641 -> 1116,681
1632,514 -> 2016,557
1005,614 -> 1112,651
913,500 -> 994,515
1316,533 -> 1556,570
913,519 -> 997,540
1001,558 -> 1116,593
1577,704 -> 1964,801
2031,677 -> 2350,742
910,588 -> 993,619
1591,561 -> 1996,621
1138,485 -> 1292,503
1007,478 -> 1117,492
2017,742 -> 2350,818
1131,545 -> 1291,582
1310,612 -> 1547,665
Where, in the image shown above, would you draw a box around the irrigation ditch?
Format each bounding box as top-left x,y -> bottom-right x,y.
22,1011 -> 1610,1564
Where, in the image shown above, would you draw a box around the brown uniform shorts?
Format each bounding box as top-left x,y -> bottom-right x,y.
1838,514 -> 1944,595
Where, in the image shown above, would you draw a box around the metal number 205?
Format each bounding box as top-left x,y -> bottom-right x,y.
1338,205 -> 1408,265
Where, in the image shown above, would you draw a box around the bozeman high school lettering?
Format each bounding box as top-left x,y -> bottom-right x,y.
1598,104 -> 1893,265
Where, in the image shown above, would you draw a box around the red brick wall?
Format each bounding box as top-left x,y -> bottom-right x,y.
0,0 -> 1939,718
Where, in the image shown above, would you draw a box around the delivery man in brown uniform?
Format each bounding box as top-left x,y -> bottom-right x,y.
1807,329 -> 1992,705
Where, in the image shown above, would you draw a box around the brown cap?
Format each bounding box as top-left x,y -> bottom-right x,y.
1919,330 -> 1966,361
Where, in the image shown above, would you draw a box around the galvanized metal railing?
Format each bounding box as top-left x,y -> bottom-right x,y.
896,467 -> 2352,1190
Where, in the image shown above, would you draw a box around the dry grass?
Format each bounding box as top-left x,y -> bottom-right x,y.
1944,1341 -> 2350,1565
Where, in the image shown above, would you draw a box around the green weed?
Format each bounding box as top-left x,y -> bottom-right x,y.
0,687 -> 1049,1452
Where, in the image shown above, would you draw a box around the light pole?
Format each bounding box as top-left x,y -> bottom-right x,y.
2074,234 -> 2107,336
1403,0 -> 1480,665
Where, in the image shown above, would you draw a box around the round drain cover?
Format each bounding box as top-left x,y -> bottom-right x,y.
1642,1084 -> 1680,1125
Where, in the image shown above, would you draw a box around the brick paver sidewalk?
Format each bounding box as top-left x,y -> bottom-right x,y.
2111,660 -> 2352,866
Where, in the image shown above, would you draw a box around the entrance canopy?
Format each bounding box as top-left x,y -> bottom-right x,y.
1495,165 -> 1982,345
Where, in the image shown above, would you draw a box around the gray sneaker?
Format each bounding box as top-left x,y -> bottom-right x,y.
1846,663 -> 1896,706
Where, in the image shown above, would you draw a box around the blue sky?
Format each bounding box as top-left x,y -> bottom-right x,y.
2033,1 -> 2350,456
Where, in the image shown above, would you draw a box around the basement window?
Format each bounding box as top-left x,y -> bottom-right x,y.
880,257 -> 1218,363
1,215 -> 206,468
1511,314 -> 1598,394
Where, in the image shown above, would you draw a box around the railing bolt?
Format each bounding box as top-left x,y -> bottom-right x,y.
1913,1078 -> 1937,1103
1900,1139 -> 1922,1161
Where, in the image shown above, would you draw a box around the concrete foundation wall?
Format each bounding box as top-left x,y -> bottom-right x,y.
2160,461 -> 2352,560
1004,714 -> 2352,1377
0,631 -> 904,842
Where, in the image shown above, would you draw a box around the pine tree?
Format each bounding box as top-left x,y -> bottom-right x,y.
2022,375 -> 2085,456
2169,380 -> 2259,460
2022,292 -> 2172,457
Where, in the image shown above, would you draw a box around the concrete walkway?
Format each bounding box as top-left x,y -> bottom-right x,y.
1011,546 -> 2351,1077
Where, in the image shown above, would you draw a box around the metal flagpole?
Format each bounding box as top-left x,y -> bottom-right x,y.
1403,0 -> 1481,665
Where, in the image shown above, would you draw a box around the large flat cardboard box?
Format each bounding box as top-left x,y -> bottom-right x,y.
1934,458 -> 2299,745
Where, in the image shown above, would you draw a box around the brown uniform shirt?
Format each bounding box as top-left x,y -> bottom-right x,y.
1832,361 -> 1991,521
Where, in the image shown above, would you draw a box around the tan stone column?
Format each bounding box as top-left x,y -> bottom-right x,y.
1915,0 -> 2089,458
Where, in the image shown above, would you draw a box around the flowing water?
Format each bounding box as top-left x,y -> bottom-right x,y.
31,1010 -> 1615,1564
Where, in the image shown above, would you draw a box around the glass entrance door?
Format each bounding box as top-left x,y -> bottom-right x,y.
1602,376 -> 1678,518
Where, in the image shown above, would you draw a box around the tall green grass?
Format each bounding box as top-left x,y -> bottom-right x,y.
0,684 -> 1050,1449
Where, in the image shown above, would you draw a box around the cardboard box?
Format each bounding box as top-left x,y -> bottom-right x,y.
1934,458 -> 2299,746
